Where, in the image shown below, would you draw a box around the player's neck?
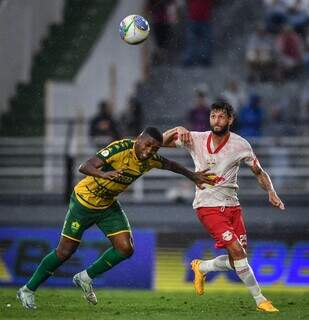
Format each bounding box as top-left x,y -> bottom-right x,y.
211,132 -> 230,148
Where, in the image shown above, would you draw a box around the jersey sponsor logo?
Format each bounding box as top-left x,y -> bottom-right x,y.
207,174 -> 225,185
222,230 -> 233,241
71,221 -> 81,233
114,175 -> 135,184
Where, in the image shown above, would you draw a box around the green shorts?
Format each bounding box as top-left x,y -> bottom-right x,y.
61,193 -> 131,242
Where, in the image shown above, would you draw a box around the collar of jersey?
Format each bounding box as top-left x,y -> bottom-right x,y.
132,142 -> 141,162
207,132 -> 230,154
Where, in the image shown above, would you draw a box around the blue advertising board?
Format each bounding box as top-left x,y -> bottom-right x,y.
0,227 -> 156,289
184,240 -> 309,285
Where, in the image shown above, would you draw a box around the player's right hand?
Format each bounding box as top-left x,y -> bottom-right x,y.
101,170 -> 123,180
193,169 -> 216,189
268,190 -> 285,210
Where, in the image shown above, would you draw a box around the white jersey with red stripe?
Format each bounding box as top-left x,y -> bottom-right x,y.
178,131 -> 258,208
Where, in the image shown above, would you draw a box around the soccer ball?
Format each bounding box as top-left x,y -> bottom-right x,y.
119,15 -> 150,45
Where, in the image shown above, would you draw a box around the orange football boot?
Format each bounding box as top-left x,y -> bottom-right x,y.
191,259 -> 205,295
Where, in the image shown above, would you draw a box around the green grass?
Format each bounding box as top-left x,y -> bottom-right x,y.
1,288 -> 309,320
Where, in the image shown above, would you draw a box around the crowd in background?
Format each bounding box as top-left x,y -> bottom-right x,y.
187,80 -> 308,138
145,0 -> 215,66
89,95 -> 144,149
89,0 -> 309,148
145,0 -> 309,76
246,0 -> 309,82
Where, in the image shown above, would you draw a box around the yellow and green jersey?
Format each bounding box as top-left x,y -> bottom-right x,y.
74,139 -> 164,210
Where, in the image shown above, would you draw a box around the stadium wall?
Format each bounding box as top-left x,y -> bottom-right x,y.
0,0 -> 64,114
0,203 -> 307,236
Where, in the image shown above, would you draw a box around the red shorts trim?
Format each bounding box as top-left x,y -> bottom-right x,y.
196,206 -> 247,249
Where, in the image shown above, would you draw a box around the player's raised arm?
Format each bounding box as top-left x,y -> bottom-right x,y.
79,156 -> 122,180
162,126 -> 192,148
250,161 -> 285,210
160,156 -> 215,189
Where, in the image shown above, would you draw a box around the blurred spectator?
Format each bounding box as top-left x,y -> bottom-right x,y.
264,0 -> 289,33
300,85 -> 309,128
246,23 -> 276,82
146,0 -> 179,64
121,96 -> 144,138
221,80 -> 246,116
187,87 -> 210,131
275,24 -> 304,79
238,94 -> 264,137
266,102 -> 285,136
304,0 -> 309,16
286,0 -> 309,35
89,100 -> 120,149
267,95 -> 299,136
183,0 -> 214,66
304,26 -> 309,74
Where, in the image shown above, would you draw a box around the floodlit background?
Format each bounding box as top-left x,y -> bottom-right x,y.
0,0 -> 309,292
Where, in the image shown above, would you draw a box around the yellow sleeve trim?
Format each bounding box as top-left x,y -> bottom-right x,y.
107,230 -> 131,237
61,233 -> 81,243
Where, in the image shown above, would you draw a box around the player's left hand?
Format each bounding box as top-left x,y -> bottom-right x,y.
193,169 -> 216,189
268,190 -> 285,210
176,127 -> 192,146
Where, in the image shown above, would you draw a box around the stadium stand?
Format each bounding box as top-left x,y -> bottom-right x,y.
0,0 -> 118,136
0,0 -> 308,232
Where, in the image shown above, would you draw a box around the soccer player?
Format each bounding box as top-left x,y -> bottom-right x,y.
17,127 -> 214,309
163,102 -> 285,312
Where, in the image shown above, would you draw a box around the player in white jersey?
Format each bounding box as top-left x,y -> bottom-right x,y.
163,101 -> 285,313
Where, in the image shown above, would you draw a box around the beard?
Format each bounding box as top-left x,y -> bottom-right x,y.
210,123 -> 230,136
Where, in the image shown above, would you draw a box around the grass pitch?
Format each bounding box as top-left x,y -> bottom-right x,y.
1,288 -> 308,320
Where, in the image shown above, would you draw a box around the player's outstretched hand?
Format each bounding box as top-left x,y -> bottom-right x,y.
193,169 -> 216,189
268,190 -> 285,210
176,127 -> 192,146
101,170 -> 123,180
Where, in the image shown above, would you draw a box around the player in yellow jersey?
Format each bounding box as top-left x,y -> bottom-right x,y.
17,127 -> 214,309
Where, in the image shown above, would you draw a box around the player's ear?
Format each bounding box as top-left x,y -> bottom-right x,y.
228,115 -> 234,126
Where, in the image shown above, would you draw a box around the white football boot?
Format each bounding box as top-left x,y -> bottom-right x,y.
73,272 -> 97,305
17,285 -> 37,309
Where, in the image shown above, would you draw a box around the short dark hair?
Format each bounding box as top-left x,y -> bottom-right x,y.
142,127 -> 163,144
210,100 -> 234,117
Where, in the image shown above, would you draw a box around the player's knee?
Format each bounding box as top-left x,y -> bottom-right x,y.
116,242 -> 134,257
56,247 -> 75,261
227,242 -> 247,260
231,247 -> 247,260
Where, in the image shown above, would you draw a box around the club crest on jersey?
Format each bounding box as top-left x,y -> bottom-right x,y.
71,221 -> 80,233
206,156 -> 216,167
222,230 -> 233,241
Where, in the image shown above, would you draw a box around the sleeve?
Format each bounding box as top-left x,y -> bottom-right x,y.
148,153 -> 164,169
241,140 -> 259,169
96,147 -> 113,164
96,142 -> 121,164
